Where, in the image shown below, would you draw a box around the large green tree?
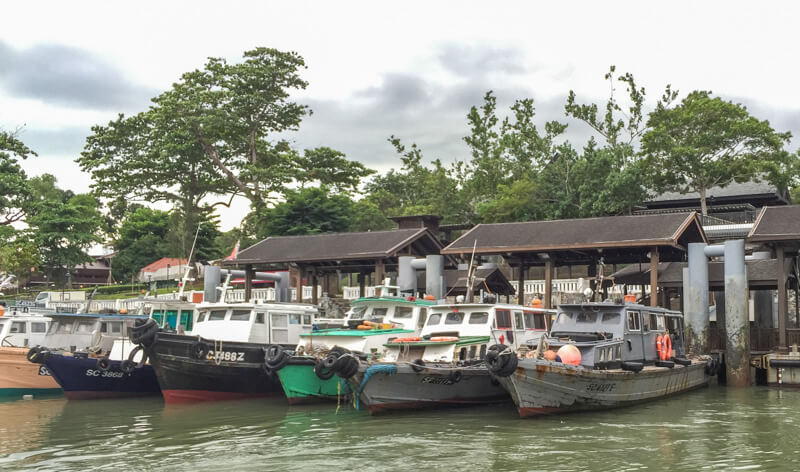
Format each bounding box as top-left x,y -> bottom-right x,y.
112,207 -> 172,282
641,90 -> 792,214
26,177 -> 104,286
0,129 -> 36,226
257,187 -> 355,237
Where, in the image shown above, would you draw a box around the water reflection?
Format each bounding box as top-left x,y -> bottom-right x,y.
0,386 -> 798,471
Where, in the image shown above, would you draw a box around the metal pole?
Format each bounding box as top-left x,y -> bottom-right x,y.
724,239 -> 750,386
686,242 -> 709,355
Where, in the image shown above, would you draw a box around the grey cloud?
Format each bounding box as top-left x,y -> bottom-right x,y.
16,126 -> 90,156
290,71 -> 574,173
437,44 -> 527,76
0,41 -> 158,110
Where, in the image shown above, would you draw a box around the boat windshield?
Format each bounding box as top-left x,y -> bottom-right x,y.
349,305 -> 368,319
394,307 -> 413,319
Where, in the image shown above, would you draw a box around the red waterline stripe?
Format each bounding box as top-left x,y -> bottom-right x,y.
162,389 -> 271,404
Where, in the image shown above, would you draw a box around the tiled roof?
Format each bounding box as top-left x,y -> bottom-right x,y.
140,258 -> 188,273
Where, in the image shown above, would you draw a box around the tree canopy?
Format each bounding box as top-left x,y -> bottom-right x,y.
641,90 -> 792,214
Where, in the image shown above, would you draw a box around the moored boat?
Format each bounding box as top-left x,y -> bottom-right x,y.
0,308 -> 60,397
33,301 -> 198,400
272,295 -> 433,404
344,302 -> 555,414
488,302 -> 717,417
137,301 -> 318,404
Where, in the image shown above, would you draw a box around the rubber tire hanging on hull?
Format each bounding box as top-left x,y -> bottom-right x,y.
621,361 -> 643,372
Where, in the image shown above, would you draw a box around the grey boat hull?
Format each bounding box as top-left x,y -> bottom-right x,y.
349,363 -> 509,415
498,359 -> 710,418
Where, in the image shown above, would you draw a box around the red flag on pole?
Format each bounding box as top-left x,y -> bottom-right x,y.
224,240 -> 240,260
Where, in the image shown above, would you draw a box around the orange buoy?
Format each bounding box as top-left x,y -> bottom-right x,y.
392,336 -> 421,343
430,336 -> 459,342
543,349 -> 557,361
556,345 -> 581,365
530,298 -> 543,308
656,335 -> 664,360
663,333 -> 673,360
624,294 -> 636,303
356,324 -> 371,330
423,294 -> 435,300
362,320 -> 376,326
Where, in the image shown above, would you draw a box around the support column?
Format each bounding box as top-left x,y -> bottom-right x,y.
296,265 -> 304,303
375,259 -> 385,296
358,272 -> 365,298
650,247 -> 659,307
587,262 -> 597,297
544,259 -> 553,309
311,268 -> 318,305
517,262 -> 527,305
686,243 -> 709,355
777,245 -> 787,351
244,264 -> 253,303
724,239 -> 750,387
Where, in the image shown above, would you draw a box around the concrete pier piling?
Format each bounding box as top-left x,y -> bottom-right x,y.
723,239 -> 751,386
685,242 -> 709,355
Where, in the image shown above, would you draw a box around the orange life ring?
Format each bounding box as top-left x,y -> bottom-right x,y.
656,335 -> 664,360
392,337 -> 421,343
663,333 -> 673,360
430,336 -> 459,342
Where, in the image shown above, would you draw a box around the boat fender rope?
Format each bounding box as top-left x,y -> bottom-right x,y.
355,364 -> 397,410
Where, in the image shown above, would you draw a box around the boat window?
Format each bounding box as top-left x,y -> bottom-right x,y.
514,311 -> 524,330
104,322 -> 122,334
289,314 -> 301,324
303,315 -> 312,325
349,305 -> 367,318
627,311 -> 641,331
369,308 -> 388,321
523,311 -> 547,330
445,312 -> 465,324
417,308 -> 428,329
55,321 -> 74,334
655,314 -> 665,330
495,309 -> 512,329
479,344 -> 487,359
230,310 -> 251,321
469,345 -> 477,359
180,311 -> 193,331
427,313 -> 442,325
601,312 -> 621,325
152,310 -> 165,326
208,310 -> 227,321
10,322 -> 26,333
469,312 -> 489,324
255,313 -> 265,324
576,312 -> 597,323
394,307 -> 413,319
76,321 -> 95,333
556,312 -> 575,324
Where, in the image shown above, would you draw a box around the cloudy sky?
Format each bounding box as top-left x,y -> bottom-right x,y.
3,0 -> 800,231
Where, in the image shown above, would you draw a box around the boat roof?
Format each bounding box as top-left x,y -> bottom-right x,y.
429,303 -> 557,312
558,302 -> 682,316
197,302 -> 318,312
351,296 -> 435,307
49,313 -> 148,321
385,335 -> 490,347
300,328 -> 414,337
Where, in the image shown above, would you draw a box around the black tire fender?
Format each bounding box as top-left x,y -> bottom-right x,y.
96,356 -> 112,372
410,358 -> 426,373
314,358 -> 335,380
26,346 -> 43,363
447,370 -> 463,383
120,359 -> 136,374
191,340 -> 210,360
621,361 -> 643,373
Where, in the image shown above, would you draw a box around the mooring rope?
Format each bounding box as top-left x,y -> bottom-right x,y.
355,364 -> 397,410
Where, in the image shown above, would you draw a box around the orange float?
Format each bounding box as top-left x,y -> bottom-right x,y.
556,345 -> 581,365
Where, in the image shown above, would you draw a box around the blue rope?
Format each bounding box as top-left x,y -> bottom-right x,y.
355,364 -> 397,410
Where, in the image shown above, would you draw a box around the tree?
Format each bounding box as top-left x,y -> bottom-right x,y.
294,147 -> 374,193
0,129 -> 36,225
641,91 -> 792,214
26,179 -> 104,286
257,187 -> 355,237
0,226 -> 41,286
112,207 -> 172,282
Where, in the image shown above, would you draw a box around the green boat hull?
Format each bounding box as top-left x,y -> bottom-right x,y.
277,363 -> 352,405
0,388 -> 63,398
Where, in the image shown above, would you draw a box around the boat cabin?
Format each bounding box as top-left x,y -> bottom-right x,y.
193,302 -> 318,345
0,312 -> 51,348
542,303 -> 687,369
344,296 -> 434,331
147,300 -> 199,334
383,303 -> 555,363
43,313 -> 148,353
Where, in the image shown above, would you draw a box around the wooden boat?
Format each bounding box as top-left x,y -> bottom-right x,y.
489,302 -> 717,417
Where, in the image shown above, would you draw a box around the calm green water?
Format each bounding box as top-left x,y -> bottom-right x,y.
0,385 -> 798,471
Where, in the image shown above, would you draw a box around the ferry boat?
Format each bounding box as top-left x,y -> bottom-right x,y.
33,301 -> 197,399
0,306 -> 59,397
342,301 -> 555,414
137,301 -> 318,404
271,295 -> 434,404
489,302 -> 715,417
